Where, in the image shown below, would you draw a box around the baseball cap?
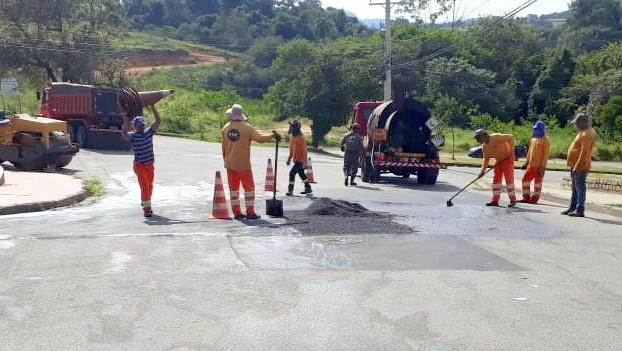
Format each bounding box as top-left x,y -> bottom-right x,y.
133,116 -> 146,127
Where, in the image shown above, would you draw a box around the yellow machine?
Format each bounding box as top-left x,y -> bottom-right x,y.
0,114 -> 78,171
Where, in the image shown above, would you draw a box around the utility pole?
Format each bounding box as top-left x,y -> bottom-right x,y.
370,0 -> 400,101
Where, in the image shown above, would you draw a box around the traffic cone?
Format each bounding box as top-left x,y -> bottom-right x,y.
264,158 -> 275,192
305,157 -> 316,183
211,171 -> 231,220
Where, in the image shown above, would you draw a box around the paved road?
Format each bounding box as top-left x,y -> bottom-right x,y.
1,136 -> 622,351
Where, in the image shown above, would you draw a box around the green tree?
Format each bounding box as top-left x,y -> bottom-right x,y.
529,49 -> 575,121
598,95 -> 622,139
561,0 -> 622,53
0,0 -> 124,82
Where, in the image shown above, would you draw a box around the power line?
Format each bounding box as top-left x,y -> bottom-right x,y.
392,0 -> 540,71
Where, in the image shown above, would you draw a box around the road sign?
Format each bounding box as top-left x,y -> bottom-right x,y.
1,78 -> 19,96
425,117 -> 439,131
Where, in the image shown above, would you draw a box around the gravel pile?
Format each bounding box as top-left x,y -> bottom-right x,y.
303,198 -> 370,217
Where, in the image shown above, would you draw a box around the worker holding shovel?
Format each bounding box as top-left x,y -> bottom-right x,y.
286,120 -> 312,196
475,129 -> 517,208
221,104 -> 281,220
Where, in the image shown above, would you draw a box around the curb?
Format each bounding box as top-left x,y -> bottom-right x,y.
0,188 -> 88,216
442,161 -> 622,176
540,192 -> 622,219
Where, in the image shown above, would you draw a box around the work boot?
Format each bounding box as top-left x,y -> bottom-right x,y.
143,207 -> 153,218
286,185 -> 294,197
246,213 -> 261,220
234,214 -> 246,220
344,177 -> 349,186
486,201 -> 500,207
561,209 -> 575,215
568,211 -> 585,217
508,202 -> 517,208
301,184 -> 313,195
350,176 -> 357,186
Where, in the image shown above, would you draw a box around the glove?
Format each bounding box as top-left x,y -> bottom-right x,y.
478,171 -> 485,179
286,159 -> 291,166
272,130 -> 282,142
341,146 -> 345,152
521,163 -> 528,170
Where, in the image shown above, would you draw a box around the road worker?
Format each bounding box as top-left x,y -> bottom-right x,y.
341,123 -> 365,186
561,113 -> 597,218
221,104 -> 280,220
121,105 -> 162,218
286,120 -> 312,196
520,121 -> 550,204
475,129 -> 517,208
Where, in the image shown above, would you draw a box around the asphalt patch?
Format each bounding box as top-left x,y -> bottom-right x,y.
286,198 -> 413,235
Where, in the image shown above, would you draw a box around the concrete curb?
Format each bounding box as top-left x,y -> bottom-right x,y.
540,193 -> 622,219
0,188 -> 88,216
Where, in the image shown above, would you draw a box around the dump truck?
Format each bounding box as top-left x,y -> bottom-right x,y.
353,97 -> 445,184
0,113 -> 78,171
37,83 -> 173,150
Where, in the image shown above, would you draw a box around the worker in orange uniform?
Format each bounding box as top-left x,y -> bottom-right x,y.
221,104 -> 280,220
520,121 -> 550,204
286,120 -> 312,196
562,113 -> 597,217
475,129 -> 517,208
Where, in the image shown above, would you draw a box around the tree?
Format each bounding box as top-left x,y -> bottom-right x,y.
561,0 -> 622,53
529,49 -> 575,121
597,95 -> 622,139
396,0 -> 452,24
0,0 -> 124,83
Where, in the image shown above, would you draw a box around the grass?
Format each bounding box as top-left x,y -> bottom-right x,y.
112,31 -> 237,59
83,179 -> 104,197
444,126 -> 622,161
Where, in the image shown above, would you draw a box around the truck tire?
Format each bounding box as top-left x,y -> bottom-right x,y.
53,155 -> 73,169
362,156 -> 380,183
75,126 -> 88,148
418,169 -> 438,185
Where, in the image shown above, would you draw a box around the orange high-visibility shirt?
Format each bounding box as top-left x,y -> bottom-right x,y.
289,135 -> 308,163
526,136 -> 551,168
567,128 -> 597,171
481,133 -> 515,172
221,121 -> 273,171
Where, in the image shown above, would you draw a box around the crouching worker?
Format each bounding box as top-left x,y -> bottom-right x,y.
286,120 -> 312,196
221,104 -> 280,220
341,123 -> 365,186
122,106 -> 162,217
521,121 -> 550,204
475,129 -> 517,208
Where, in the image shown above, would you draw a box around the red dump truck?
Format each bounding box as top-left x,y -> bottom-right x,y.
38,83 -> 172,149
352,97 -> 446,185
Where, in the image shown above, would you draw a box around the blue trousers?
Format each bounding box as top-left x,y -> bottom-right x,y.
569,170 -> 588,213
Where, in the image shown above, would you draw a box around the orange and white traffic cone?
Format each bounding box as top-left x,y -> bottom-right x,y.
211,171 -> 231,220
305,157 -> 316,183
264,158 -> 275,192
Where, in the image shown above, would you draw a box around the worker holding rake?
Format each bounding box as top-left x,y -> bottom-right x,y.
475,129 -> 517,208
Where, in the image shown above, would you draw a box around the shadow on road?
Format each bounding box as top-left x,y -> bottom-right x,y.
84,149 -> 133,156
376,176 -> 461,192
144,215 -> 209,226
586,217 -> 622,226
352,185 -> 382,191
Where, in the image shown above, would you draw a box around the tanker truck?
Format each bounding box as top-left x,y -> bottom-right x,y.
37,83 -> 173,150
353,96 -> 446,185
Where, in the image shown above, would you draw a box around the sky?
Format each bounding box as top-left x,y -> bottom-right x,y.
321,0 -> 570,20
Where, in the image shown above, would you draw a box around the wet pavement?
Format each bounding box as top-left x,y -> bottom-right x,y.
1,136 -> 622,350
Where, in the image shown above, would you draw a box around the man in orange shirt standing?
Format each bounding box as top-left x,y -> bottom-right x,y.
562,113 -> 597,217
520,121 -> 550,204
475,129 -> 517,208
221,104 -> 280,220
286,120 -> 312,196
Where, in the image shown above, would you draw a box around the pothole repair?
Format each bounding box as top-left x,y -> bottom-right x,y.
286,198 -> 414,235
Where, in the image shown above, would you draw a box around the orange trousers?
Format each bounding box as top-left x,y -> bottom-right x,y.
522,166 -> 544,202
226,169 -> 256,216
491,159 -> 516,203
133,163 -> 154,208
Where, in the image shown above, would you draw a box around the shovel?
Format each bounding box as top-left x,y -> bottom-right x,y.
266,137 -> 284,217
